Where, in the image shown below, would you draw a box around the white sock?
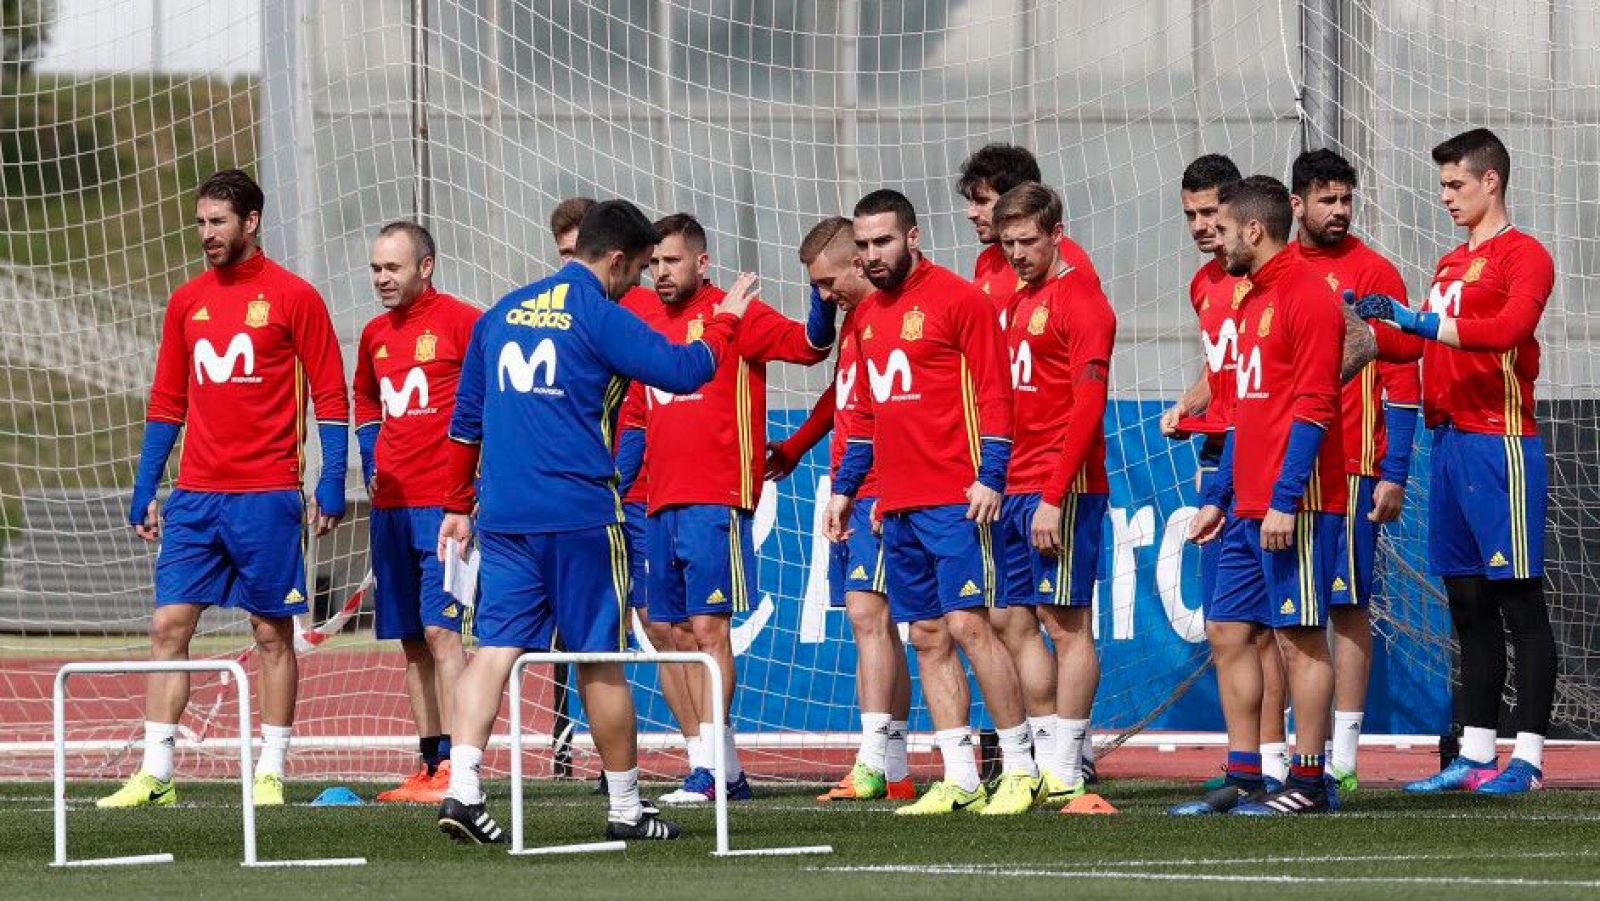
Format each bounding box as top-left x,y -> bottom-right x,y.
935,728 -> 980,792
996,723 -> 1038,777
1261,741 -> 1288,783
256,724 -> 292,777
447,744 -> 484,804
1512,731 -> 1545,770
1056,718 -> 1090,787
141,721 -> 178,782
685,732 -> 710,771
1027,715 -> 1058,774
1331,710 -> 1363,775
605,768 -> 643,823
859,712 -> 891,772
1080,729 -> 1096,768
707,721 -> 743,780
1461,726 -> 1497,764
885,720 -> 910,782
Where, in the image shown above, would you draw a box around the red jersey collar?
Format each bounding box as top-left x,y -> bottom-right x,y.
390,285 -> 441,323
664,280 -> 723,316
1247,245 -> 1297,288
1292,234 -> 1363,261
883,255 -> 933,300
213,249 -> 267,285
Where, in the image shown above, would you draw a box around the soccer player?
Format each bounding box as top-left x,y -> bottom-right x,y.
622,213 -> 835,805
958,141 -> 1100,780
353,222 -> 480,803
1173,175 -> 1347,816
827,189 -> 1040,816
1352,128 -> 1558,795
1287,149 -> 1420,791
102,169 -> 348,809
765,216 -> 915,802
434,199 -> 756,843
1162,154 -> 1293,790
993,183 -> 1116,807
550,196 -> 595,262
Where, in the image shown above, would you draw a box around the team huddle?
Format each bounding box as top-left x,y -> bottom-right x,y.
100,125 -> 1559,841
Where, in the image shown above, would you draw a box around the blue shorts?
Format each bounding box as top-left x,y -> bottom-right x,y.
1332,475 -> 1378,607
1429,427 -> 1546,580
154,489 -> 308,618
1208,512 -> 1350,629
998,492 -> 1106,607
622,502 -> 649,610
828,499 -> 886,607
646,505 -> 756,623
474,525 -> 630,652
881,504 -> 1000,625
370,506 -> 460,639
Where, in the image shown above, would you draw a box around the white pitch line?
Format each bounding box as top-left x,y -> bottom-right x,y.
816,864 -> 1600,889
1064,849 -> 1599,867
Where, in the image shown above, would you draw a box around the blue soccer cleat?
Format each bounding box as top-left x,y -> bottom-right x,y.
1404,756 -> 1498,794
1475,758 -> 1543,795
1168,782 -> 1262,816
1232,782 -> 1332,816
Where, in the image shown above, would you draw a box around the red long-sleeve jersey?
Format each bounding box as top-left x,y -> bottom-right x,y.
146,251 -> 348,492
973,238 -> 1101,325
1230,249 -> 1347,519
845,258 -> 1013,513
1293,236 -> 1422,476
616,287 -> 655,505
829,307 -> 879,499
1187,258 -> 1250,433
1006,264 -> 1116,503
631,282 -> 830,512
352,287 -> 480,508
1421,228 -> 1554,435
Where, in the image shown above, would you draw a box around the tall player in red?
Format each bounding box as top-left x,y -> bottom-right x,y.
1288,149 -> 1420,791
958,142 -> 1101,780
827,189 -> 1039,817
1353,129 -> 1559,795
353,222 -> 480,803
626,213 -> 835,805
1162,155 -> 1292,789
1174,176 -> 1347,816
993,183 -> 1116,808
102,170 -> 348,809
766,217 -> 915,802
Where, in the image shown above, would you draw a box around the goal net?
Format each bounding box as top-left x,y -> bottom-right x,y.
2,0 -> 1596,783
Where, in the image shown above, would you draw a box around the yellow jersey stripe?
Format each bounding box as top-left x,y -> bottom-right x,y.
1055,492 -> 1079,606
1361,364 -> 1378,474
1501,348 -> 1519,437
1346,475 -> 1360,605
1504,437 -> 1528,579
736,361 -> 753,509
1297,512 -> 1314,627
977,521 -> 995,607
608,523 -> 630,650
959,358 -> 981,474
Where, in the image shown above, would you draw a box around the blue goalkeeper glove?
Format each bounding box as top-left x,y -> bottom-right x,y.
1346,289 -> 1440,340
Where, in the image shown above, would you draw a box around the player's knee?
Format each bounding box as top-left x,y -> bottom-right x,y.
147,610 -> 195,657
942,610 -> 993,653
422,625 -> 463,660
908,620 -> 953,658
689,614 -> 730,650
400,637 -> 432,664
846,601 -> 891,642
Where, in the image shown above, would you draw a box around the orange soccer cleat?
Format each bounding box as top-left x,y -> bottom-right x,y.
378,761 -> 450,804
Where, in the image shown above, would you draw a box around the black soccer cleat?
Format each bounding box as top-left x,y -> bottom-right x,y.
437,797 -> 508,844
1232,782 -> 1333,816
1167,782 -> 1264,815
604,810 -> 682,841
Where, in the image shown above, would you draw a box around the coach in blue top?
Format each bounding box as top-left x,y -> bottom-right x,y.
432,199 -> 758,844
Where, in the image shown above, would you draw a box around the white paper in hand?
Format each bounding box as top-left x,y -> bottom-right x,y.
442,538 -> 481,609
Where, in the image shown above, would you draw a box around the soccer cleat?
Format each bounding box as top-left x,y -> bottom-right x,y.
437,797 -> 507,844
817,761 -> 888,801
894,780 -> 987,815
1081,756 -> 1098,785
1037,769 -> 1085,807
660,768 -> 714,805
604,810 -> 681,841
1202,770 -> 1281,793
1328,768 -> 1358,795
1475,758 -> 1543,795
1403,756 -> 1498,794
1167,782 -> 1262,816
980,771 -> 1043,815
885,776 -> 916,800
724,772 -> 754,801
96,771 -> 176,809
1232,782 -> 1332,815
253,773 -> 286,806
376,764 -> 435,803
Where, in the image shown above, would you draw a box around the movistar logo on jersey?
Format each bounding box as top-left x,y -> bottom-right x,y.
1202,318 -> 1239,374
1427,279 -> 1463,317
505,283 -> 574,329
866,348 -> 914,402
835,362 -> 858,407
193,333 -> 258,384
380,366 -> 431,418
1010,339 -> 1034,389
497,339 -> 560,395
1234,346 -> 1263,399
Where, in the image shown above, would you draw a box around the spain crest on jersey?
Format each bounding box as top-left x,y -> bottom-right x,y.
862,324 -> 874,341
1464,257 -> 1488,283
1027,304 -> 1049,336
1257,304 -> 1274,337
900,307 -> 924,341
414,331 -> 437,362
1232,280 -> 1251,309
686,316 -> 705,342
245,297 -> 270,328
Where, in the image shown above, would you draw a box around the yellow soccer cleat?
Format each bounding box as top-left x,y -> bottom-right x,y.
894,779 -> 987,815
96,771 -> 176,809
253,773 -> 286,807
980,771 -> 1042,816
1037,769 -> 1086,807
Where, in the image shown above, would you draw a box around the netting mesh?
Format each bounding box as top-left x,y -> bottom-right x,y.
1,0 -> 1596,782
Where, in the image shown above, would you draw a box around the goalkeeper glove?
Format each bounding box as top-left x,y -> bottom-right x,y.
1345,289 -> 1440,340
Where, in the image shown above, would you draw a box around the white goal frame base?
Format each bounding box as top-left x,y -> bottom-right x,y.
508,651 -> 832,858
51,660 -> 366,869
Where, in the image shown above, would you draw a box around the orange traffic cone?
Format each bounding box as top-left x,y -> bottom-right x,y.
1061,793 -> 1118,814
